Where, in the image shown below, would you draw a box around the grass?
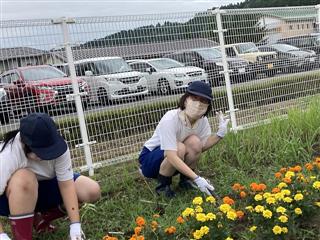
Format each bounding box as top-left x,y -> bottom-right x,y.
2,97 -> 320,240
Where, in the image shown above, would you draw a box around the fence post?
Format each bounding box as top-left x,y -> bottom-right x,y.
211,9 -> 238,132
52,17 -> 95,176
316,4 -> 320,32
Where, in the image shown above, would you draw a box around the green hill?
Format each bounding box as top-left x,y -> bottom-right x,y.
223,0 -> 319,9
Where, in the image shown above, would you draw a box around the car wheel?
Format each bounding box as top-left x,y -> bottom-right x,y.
98,88 -> 110,106
158,79 -> 171,95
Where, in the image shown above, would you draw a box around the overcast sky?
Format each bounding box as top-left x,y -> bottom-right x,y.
1,0 -> 243,20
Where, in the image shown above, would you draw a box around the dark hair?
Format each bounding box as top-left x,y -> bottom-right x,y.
0,129 -> 32,155
0,129 -> 19,152
178,92 -> 212,117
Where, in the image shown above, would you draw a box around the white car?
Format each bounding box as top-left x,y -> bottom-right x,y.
128,58 -> 208,95
68,57 -> 148,104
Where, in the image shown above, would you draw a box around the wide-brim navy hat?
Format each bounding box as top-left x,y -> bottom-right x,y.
20,113 -> 67,160
187,81 -> 213,101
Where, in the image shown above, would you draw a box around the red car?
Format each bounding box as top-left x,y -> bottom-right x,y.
0,65 -> 89,115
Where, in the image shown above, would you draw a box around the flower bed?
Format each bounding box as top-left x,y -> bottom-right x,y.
104,157 -> 320,240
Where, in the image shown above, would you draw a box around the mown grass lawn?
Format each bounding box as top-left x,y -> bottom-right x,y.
2,98 -> 320,240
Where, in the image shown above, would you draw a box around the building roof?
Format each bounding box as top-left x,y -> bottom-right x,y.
264,8 -> 317,22
0,47 -> 49,61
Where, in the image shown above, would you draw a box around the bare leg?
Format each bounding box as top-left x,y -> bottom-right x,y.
183,135 -> 203,169
74,176 -> 101,203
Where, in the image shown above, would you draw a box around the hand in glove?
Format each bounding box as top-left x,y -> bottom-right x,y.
0,233 -> 11,240
193,176 -> 215,196
69,222 -> 85,240
216,111 -> 230,138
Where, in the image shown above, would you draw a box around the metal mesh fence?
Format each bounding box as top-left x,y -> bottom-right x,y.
0,6 -> 319,173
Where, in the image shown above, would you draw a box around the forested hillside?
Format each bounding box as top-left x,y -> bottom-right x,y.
223,0 -> 319,9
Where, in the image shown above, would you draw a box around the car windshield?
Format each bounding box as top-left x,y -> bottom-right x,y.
94,58 -> 132,74
21,66 -> 66,81
236,43 -> 259,54
271,44 -> 300,52
196,48 -> 222,60
149,58 -> 184,70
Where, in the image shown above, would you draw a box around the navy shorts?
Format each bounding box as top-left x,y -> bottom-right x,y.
0,173 -> 81,217
139,146 -> 165,178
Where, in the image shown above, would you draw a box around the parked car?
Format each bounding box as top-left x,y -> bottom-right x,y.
64,57 -> 148,105
165,47 -> 251,87
0,88 -> 10,124
224,42 -> 278,77
127,58 -> 208,95
277,33 -> 320,55
0,65 -> 89,115
258,43 -> 319,73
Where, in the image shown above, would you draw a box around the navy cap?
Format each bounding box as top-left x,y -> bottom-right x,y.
20,113 -> 67,160
187,81 -> 213,101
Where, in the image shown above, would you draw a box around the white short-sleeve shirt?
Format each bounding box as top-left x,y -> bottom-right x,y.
144,109 -> 211,151
0,132 -> 74,195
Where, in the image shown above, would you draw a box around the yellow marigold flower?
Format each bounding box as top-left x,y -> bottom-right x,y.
206,212 -> 216,221
266,197 -> 276,205
249,226 -> 257,232
294,193 -> 304,201
254,205 -> 264,213
312,181 -> 320,190
263,192 -> 272,199
283,197 -> 293,203
193,197 -> 203,205
275,192 -> 285,200
263,209 -> 273,219
281,189 -> 291,196
193,230 -> 202,240
278,215 -> 288,223
282,227 -> 288,234
182,208 -> 195,217
254,194 -> 263,201
206,196 -> 216,204
276,206 -> 287,214
314,202 -> 320,207
225,237 -> 233,240
219,204 -> 231,213
195,206 -> 203,213
200,226 -> 209,235
226,211 -> 237,221
294,208 -> 302,215
285,171 -> 295,178
245,206 -> 254,212
196,213 -> 207,222
272,225 -> 282,235
278,182 -> 287,189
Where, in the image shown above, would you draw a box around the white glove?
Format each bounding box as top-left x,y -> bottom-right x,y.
216,111 -> 230,138
193,176 -> 215,196
69,222 -> 85,240
0,233 -> 11,240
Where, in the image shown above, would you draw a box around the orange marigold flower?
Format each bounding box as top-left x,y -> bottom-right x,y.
223,196 -> 235,205
103,235 -> 118,240
315,157 -> 320,163
240,191 -> 247,199
240,185 -> 246,190
151,221 -> 158,231
176,216 -> 185,224
293,165 -> 302,172
236,210 -> 245,219
135,216 -> 146,227
250,182 -> 259,191
279,167 -> 287,173
258,183 -> 267,191
272,187 -> 280,193
283,177 -> 292,184
134,227 -> 142,235
275,172 -> 282,179
305,163 -> 314,171
165,226 -> 176,235
232,183 -> 241,191
130,235 -> 145,240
